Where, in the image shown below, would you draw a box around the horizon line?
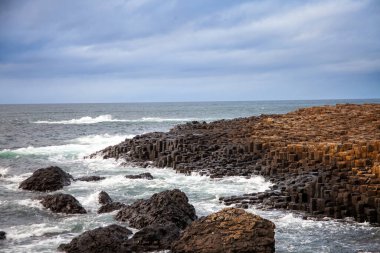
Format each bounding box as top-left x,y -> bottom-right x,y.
1,98 -> 380,106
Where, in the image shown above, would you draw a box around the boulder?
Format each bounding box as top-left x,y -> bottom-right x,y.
115,189 -> 197,229
58,224 -> 132,253
125,172 -> 154,180
172,208 -> 275,253
40,193 -> 86,214
76,176 -> 105,182
0,231 -> 6,240
124,223 -> 180,252
98,202 -> 126,214
19,166 -> 73,192
98,191 -> 113,205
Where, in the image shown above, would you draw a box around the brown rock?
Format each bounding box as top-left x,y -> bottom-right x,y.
172,207 -> 275,253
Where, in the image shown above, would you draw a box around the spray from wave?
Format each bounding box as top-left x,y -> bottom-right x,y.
33,115 -> 216,124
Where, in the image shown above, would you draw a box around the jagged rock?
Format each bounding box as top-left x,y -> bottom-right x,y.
76,176 -> 105,182
172,208 -> 275,253
124,223 -> 180,252
98,191 -> 113,205
0,231 -> 6,240
115,189 -> 197,229
98,202 -> 126,214
19,166 -> 73,192
58,224 -> 132,253
125,172 -> 154,180
40,193 -> 86,214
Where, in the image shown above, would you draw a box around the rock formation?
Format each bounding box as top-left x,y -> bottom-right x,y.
125,172 -> 154,180
58,224 -> 132,253
98,191 -> 113,205
97,191 -> 126,214
115,189 -> 197,229
40,193 -> 86,214
76,176 -> 105,182
90,104 -> 380,223
19,166 -> 73,192
172,207 -> 275,253
0,231 -> 6,240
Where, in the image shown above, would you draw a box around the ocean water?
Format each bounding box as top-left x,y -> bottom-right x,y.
0,100 -> 380,253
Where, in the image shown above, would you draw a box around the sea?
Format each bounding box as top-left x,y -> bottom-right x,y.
1,100 -> 380,253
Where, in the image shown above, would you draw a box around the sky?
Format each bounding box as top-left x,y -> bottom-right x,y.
0,0 -> 379,104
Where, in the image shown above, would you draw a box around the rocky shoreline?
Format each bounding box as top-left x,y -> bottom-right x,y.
91,104 -> 380,223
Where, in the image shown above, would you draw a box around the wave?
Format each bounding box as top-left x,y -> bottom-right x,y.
0,134 -> 131,159
33,115 -> 214,124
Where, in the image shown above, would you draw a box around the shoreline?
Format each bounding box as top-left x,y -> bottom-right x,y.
91,103 -> 380,224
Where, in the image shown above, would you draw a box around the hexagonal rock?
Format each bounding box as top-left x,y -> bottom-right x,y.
172,208 -> 275,253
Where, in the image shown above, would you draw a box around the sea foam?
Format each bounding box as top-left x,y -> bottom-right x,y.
33,115 -> 215,124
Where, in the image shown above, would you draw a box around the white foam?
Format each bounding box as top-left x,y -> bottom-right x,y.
33,115 -> 215,125
33,115 -> 123,124
0,134 -> 129,161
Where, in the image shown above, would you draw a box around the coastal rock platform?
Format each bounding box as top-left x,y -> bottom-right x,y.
91,104 -> 380,223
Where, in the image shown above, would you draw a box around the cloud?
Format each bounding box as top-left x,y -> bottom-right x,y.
0,0 -> 379,102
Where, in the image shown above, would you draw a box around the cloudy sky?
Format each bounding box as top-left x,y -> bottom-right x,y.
0,0 -> 379,103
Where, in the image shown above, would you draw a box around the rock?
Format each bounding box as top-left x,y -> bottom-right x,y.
58,224 -> 132,253
125,172 -> 154,180
98,202 -> 126,214
116,189 -> 197,229
0,231 -> 6,240
76,176 -> 105,182
19,166 -> 73,192
98,191 -> 113,205
124,223 -> 180,252
40,193 -> 86,214
172,208 -> 275,253
90,104 -> 380,223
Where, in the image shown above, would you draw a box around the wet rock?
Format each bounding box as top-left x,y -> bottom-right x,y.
125,172 -> 154,180
98,202 -> 126,214
76,176 -> 105,182
58,224 -> 132,253
0,231 -> 6,240
124,223 -> 180,252
172,208 -> 275,253
40,193 -> 86,214
19,166 -> 73,192
115,189 -> 197,229
98,191 -> 113,205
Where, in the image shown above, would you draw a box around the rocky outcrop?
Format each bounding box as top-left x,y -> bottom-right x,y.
98,191 -> 113,205
124,223 -> 180,252
91,104 -> 380,223
97,191 -> 125,214
0,231 -> 6,240
40,193 -> 86,214
98,202 -> 126,214
76,176 -> 105,182
19,166 -> 73,192
115,189 -> 197,229
58,224 -> 132,253
172,208 -> 275,253
125,172 -> 154,180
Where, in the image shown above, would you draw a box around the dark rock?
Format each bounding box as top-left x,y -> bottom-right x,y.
0,231 -> 6,240
98,202 -> 126,214
125,172 -> 154,180
58,224 -> 132,253
76,176 -> 105,182
40,193 -> 86,214
116,189 -> 197,229
172,208 -> 275,253
98,191 -> 113,205
19,166 -> 73,192
124,223 -> 180,252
